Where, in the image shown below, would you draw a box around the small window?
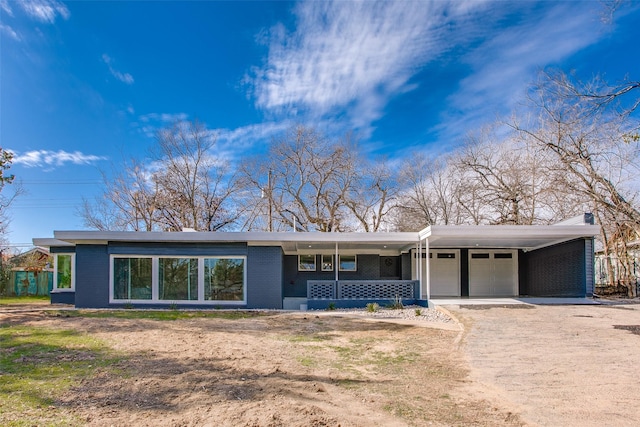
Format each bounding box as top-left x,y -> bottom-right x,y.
471,253 -> 490,259
298,255 -> 316,271
437,253 -> 456,259
54,254 -> 74,290
321,255 -> 334,271
494,253 -> 513,259
339,255 -> 357,271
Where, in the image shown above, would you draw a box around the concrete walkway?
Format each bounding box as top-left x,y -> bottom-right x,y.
430,297 -> 599,306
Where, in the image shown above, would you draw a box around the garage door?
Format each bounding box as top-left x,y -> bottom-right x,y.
469,250 -> 518,297
429,250 -> 460,297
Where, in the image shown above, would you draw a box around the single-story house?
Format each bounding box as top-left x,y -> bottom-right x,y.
3,247 -> 53,296
32,214 -> 599,309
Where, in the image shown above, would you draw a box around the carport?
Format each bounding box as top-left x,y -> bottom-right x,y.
414,216 -> 600,300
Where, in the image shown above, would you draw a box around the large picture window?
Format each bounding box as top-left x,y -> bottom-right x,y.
113,257 -> 152,300
204,258 -> 244,301
110,255 -> 246,304
159,258 -> 198,301
54,254 -> 74,290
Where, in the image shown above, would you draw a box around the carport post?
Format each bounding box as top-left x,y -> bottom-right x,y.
425,236 -> 431,302
335,242 -> 339,283
417,241 -> 422,296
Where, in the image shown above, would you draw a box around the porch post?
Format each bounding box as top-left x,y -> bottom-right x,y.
335,242 -> 339,299
335,241 -> 339,283
425,236 -> 431,302
417,240 -> 422,298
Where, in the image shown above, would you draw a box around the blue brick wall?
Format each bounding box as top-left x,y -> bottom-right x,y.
246,246 -> 283,309
521,238 -> 588,297
283,254 -> 384,297
401,253 -> 412,280
108,242 -> 247,256
75,244 -> 110,308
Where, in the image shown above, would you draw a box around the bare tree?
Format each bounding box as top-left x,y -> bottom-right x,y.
455,129 -> 570,225
345,157 -> 399,232
514,72 -> 640,295
150,121 -> 241,231
241,126 -> 356,232
241,126 -> 399,232
0,148 -> 22,241
80,159 -> 159,231
81,120 -> 241,232
394,154 -> 465,230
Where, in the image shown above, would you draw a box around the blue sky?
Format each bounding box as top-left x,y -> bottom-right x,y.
1,0 -> 639,250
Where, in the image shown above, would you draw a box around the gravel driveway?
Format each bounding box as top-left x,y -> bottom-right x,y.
447,303 -> 640,427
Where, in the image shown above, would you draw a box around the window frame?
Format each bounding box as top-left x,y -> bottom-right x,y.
203,256 -> 246,302
321,254 -> 334,272
298,254 -> 317,271
53,253 -> 75,292
338,254 -> 357,272
112,256 -> 154,301
109,255 -> 247,305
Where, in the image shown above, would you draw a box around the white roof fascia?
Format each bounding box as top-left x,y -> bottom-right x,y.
51,230 -> 420,245
553,214 -> 591,226
32,238 -> 75,248
425,224 -> 600,250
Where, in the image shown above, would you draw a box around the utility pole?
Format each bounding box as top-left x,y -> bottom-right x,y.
268,170 -> 273,232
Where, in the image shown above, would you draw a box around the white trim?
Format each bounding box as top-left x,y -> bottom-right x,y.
298,254 -> 317,271
53,253 -> 75,292
321,254 -> 334,272
109,254 -> 247,305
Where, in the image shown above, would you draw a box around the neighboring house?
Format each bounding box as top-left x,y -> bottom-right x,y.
4,247 -> 53,296
32,214 -> 599,309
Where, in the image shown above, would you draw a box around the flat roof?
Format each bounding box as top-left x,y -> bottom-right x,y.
33,223 -> 600,254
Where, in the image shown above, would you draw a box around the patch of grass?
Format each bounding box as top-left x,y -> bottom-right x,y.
326,302 -> 336,311
296,356 -> 317,367
0,295 -> 50,305
415,308 -> 422,316
0,325 -> 120,426
45,309 -> 273,321
288,334 -> 332,342
369,351 -> 419,367
366,302 -> 379,313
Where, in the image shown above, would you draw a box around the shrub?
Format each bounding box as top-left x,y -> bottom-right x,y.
387,294 -> 404,310
366,302 -> 379,313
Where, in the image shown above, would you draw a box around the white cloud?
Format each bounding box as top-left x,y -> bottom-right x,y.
0,23 -> 20,41
212,121 -> 291,161
102,53 -> 134,85
12,150 -> 107,168
1,0 -> 13,16
248,0 -> 489,131
138,112 -> 189,124
16,0 -> 69,24
436,2 -> 606,145
133,112 -> 190,137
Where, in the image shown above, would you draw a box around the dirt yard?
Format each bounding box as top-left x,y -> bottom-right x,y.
2,302 -> 640,426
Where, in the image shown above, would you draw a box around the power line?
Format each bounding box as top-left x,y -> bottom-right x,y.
20,180 -> 102,185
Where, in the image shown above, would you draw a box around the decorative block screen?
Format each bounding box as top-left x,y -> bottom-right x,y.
308,280 -> 418,299
308,281 -> 336,299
